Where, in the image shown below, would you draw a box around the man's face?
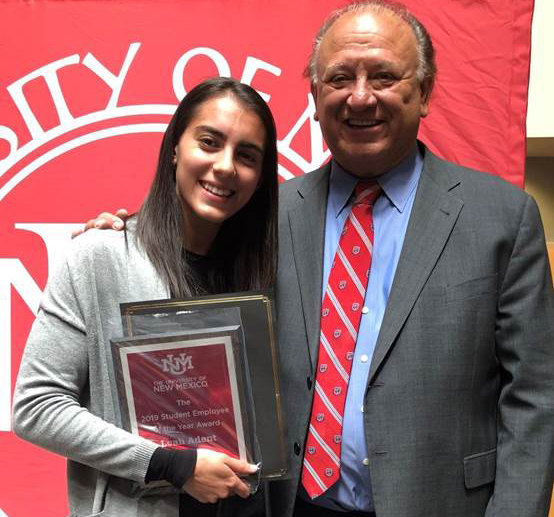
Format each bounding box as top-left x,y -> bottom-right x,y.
312,9 -> 431,177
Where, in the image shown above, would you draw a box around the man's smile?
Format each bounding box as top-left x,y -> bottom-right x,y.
344,117 -> 383,129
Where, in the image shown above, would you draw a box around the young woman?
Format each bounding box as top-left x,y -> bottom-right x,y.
13,77 -> 278,517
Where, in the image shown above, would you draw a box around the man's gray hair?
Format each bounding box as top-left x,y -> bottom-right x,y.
305,0 -> 437,91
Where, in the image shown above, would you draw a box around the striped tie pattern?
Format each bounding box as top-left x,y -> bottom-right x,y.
302,181 -> 381,499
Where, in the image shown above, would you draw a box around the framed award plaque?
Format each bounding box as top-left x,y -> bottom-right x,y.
111,328 -> 252,460
118,290 -> 288,480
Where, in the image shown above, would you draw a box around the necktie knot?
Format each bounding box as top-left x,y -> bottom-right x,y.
354,181 -> 381,206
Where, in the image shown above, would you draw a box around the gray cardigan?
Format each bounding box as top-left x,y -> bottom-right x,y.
12,224 -> 185,517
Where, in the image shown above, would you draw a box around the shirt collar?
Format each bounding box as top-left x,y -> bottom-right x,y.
328,147 -> 423,218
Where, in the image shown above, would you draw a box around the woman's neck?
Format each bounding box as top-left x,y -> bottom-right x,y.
181,215 -> 220,255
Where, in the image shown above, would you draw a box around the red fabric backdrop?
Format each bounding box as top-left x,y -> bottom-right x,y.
0,1 -> 533,515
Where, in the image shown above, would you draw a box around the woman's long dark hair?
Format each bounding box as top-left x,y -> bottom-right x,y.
136,77 -> 278,297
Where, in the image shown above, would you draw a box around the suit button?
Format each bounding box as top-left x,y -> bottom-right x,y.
294,442 -> 301,455
306,376 -> 313,390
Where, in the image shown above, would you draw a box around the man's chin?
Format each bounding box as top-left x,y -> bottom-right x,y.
333,145 -> 391,177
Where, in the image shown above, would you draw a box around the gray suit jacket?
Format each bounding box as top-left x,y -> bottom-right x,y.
269,147 -> 554,517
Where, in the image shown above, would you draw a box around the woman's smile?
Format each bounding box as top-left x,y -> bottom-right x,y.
198,180 -> 234,198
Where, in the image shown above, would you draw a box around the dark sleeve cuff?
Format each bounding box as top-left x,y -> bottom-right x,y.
145,447 -> 198,489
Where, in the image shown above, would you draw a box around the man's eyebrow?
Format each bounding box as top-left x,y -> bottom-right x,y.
323,62 -> 350,74
324,59 -> 398,74
194,125 -> 263,155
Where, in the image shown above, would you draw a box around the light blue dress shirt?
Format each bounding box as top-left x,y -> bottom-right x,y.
307,148 -> 423,512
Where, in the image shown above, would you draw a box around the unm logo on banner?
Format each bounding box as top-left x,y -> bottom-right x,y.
0,42 -> 330,435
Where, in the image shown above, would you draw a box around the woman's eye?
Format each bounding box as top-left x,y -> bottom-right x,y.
199,136 -> 218,149
238,151 -> 257,165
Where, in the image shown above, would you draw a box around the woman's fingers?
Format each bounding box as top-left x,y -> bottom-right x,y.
182,449 -> 257,503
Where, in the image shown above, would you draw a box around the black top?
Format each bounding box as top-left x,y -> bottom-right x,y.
145,446 -> 196,488
145,250 -> 224,517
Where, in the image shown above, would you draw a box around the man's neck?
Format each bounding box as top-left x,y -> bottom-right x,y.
335,143 -> 420,179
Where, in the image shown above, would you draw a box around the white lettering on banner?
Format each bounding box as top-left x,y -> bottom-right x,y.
82,43 -> 141,109
0,46 -> 329,434
15,224 -> 83,278
7,54 -> 81,139
0,126 -> 18,160
0,224 -> 81,432
240,56 -> 282,102
277,92 -> 331,179
0,508 -> 9,517
0,42 -> 325,195
173,50 -> 283,102
6,44 -> 141,140
0,42 -> 176,201
172,47 -> 232,100
0,123 -> 170,203
0,259 -> 41,433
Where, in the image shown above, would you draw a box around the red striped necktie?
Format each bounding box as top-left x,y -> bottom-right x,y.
302,181 -> 381,499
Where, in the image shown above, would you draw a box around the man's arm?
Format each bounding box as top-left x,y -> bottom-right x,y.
487,195 -> 554,516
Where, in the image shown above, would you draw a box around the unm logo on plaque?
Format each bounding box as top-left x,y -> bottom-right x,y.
160,353 -> 194,375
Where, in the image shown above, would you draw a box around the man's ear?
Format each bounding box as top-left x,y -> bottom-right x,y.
419,78 -> 433,118
311,82 -> 319,122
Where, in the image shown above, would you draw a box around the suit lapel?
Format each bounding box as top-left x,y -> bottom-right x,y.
287,164 -> 330,371
369,151 -> 464,381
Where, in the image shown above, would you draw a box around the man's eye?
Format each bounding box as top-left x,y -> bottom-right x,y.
329,75 -> 349,86
372,72 -> 396,87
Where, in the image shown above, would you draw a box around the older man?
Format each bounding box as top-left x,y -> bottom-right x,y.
271,2 -> 554,517
83,2 -> 554,516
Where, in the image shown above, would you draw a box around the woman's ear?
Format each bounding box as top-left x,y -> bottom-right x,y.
173,145 -> 178,165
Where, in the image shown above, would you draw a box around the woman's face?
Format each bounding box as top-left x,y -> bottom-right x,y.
174,93 -> 266,253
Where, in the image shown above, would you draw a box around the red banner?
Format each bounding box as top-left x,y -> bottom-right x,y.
0,1 -> 533,515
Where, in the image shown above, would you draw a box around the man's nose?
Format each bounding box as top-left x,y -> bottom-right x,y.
347,78 -> 377,111
213,147 -> 236,177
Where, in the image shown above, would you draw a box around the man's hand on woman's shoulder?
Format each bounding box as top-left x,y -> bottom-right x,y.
72,208 -> 130,238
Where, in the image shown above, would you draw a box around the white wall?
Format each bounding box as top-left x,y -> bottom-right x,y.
527,0 -> 554,140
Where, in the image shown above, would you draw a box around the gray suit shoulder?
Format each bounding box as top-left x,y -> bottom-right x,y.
425,151 -> 535,223
428,151 -> 526,197
279,163 -> 330,209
